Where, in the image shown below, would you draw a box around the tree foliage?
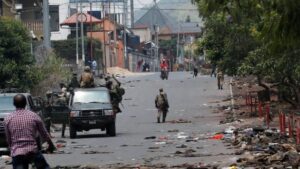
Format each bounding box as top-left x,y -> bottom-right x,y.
195,0 -> 300,108
0,17 -> 37,90
0,17 -> 72,95
52,38 -> 102,63
31,52 -> 71,96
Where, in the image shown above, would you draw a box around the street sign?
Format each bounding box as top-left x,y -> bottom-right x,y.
77,13 -> 87,22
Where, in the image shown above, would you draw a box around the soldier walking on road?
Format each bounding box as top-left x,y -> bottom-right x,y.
4,94 -> 56,169
155,88 -> 169,123
217,69 -> 224,90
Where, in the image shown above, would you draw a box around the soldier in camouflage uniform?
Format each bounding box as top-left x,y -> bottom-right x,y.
80,66 -> 94,88
105,75 -> 125,114
155,88 -> 169,123
69,73 -> 80,89
217,69 -> 224,90
44,91 -> 53,134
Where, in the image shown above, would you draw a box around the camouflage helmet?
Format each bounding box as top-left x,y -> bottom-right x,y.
84,66 -> 91,72
46,90 -> 52,97
46,90 -> 52,95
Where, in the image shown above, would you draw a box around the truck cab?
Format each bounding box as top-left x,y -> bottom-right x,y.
0,92 -> 42,153
68,87 -> 116,138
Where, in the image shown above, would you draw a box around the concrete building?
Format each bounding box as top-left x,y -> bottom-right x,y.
131,26 -> 151,43
49,0 -> 71,40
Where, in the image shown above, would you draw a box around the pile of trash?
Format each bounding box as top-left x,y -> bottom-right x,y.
223,125 -> 300,168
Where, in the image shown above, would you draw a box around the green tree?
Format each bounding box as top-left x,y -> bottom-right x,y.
195,0 -> 300,108
31,52 -> 71,96
0,17 -> 36,89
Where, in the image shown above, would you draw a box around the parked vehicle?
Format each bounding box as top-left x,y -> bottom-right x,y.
0,90 -> 43,154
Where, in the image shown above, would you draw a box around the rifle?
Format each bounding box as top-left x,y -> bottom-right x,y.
120,102 -> 125,108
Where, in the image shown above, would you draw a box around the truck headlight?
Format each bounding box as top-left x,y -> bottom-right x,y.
104,110 -> 114,116
70,111 -> 80,117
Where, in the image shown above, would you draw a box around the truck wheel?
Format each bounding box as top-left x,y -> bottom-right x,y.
69,124 -> 77,139
106,121 -> 116,137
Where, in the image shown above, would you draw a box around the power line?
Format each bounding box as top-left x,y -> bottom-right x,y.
134,8 -> 198,11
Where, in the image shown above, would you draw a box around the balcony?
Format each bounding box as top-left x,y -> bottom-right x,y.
23,20 -> 43,31
22,20 -> 43,37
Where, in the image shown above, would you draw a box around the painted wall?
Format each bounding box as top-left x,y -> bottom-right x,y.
50,0 -> 71,40
132,28 -> 151,42
87,18 -> 124,68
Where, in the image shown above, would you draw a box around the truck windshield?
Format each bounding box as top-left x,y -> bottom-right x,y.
73,91 -> 110,104
0,96 -> 15,112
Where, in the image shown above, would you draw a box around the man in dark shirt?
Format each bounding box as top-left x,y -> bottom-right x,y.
4,94 -> 56,169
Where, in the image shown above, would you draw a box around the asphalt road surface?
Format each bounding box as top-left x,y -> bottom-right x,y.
1,72 -> 237,168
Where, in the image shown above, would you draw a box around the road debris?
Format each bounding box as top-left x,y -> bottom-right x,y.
168,119 -> 192,124
82,151 -> 112,154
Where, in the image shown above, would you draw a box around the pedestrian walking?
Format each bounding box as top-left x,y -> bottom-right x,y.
193,66 -> 198,78
211,64 -> 216,77
91,60 -> 97,75
4,94 -> 56,169
217,70 -> 224,90
155,88 -> 169,123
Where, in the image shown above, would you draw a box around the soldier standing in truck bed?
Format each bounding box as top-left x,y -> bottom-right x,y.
69,73 -> 80,89
80,66 -> 94,88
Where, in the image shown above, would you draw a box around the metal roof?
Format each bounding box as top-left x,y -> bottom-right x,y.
134,4 -> 202,35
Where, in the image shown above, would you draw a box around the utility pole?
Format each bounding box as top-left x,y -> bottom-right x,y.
108,0 -> 112,67
156,25 -> 159,72
123,0 -> 127,68
130,0 -> 134,28
176,20 -> 180,64
102,3 -> 107,73
80,0 -> 85,63
90,0 -> 93,61
76,2 -> 79,65
43,0 -> 51,49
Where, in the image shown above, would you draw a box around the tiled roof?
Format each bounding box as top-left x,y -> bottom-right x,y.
60,13 -> 102,25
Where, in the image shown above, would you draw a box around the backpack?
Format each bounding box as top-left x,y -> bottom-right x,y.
117,87 -> 125,96
111,86 -> 125,103
156,94 -> 169,109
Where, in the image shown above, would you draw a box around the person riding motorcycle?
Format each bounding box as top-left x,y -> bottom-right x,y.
160,59 -> 168,71
160,59 -> 169,79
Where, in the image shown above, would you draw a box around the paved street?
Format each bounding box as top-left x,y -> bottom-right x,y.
1,72 -> 236,168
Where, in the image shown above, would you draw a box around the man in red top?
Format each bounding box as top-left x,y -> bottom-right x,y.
160,59 -> 168,71
4,94 -> 56,169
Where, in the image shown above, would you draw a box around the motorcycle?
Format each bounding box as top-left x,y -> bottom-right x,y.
160,69 -> 169,80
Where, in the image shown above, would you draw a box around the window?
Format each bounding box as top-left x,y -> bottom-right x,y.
73,91 -> 110,104
49,5 -> 59,32
0,96 -> 15,112
0,1 -> 2,16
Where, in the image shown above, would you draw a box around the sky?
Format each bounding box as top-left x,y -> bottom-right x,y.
134,0 -> 157,8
